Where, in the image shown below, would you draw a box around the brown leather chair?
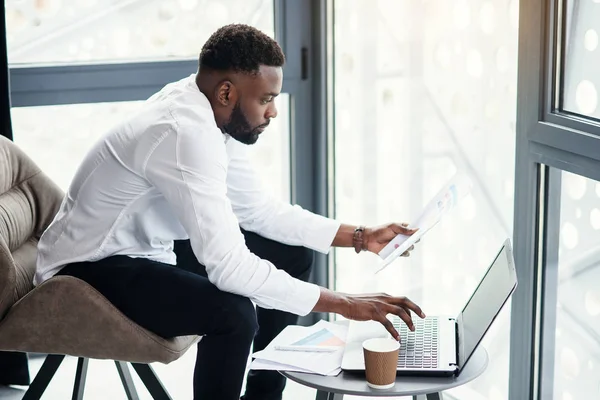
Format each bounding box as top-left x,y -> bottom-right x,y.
0,136 -> 200,399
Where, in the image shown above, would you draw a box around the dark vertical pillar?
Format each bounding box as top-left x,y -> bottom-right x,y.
0,2 -> 13,140
0,4 -> 28,388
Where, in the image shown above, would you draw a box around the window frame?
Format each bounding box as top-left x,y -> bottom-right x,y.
511,0 -> 600,398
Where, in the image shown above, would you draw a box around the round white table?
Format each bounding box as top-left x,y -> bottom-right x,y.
281,346 -> 488,400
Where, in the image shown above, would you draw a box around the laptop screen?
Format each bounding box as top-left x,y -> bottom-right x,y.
456,240 -> 518,371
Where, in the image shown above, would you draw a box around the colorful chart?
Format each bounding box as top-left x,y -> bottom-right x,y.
291,328 -> 345,347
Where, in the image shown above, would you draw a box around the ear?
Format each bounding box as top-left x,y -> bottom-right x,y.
215,80 -> 238,107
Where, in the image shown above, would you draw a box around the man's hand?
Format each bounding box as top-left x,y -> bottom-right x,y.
365,223 -> 418,255
313,288 -> 425,341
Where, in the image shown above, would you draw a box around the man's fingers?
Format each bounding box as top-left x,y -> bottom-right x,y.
393,296 -> 426,319
378,316 -> 400,340
390,223 -> 418,235
402,306 -> 415,321
400,245 -> 416,257
387,305 -> 414,331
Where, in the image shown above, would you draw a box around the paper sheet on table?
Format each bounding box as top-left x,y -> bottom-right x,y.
375,172 -> 473,274
250,359 -> 341,376
250,320 -> 348,376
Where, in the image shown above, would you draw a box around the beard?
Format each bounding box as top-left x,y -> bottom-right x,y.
222,102 -> 268,145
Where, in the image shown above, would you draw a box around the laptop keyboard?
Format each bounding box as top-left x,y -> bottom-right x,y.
393,317 -> 439,369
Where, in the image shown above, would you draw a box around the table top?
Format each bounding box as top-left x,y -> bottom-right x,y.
281,346 -> 488,397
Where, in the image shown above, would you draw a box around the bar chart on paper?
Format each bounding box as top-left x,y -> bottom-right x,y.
291,329 -> 346,347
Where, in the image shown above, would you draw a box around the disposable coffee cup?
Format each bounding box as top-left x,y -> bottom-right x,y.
362,338 -> 400,390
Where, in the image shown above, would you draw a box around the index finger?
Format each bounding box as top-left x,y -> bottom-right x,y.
394,296 -> 426,319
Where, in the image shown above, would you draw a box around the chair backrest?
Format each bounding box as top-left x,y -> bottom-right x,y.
0,136 -> 63,318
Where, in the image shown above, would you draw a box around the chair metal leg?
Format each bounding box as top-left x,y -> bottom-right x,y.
72,357 -> 89,400
131,363 -> 172,400
23,354 -> 66,400
316,390 -> 343,400
115,361 -> 140,400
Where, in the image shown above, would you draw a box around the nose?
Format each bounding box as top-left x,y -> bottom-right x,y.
265,101 -> 278,120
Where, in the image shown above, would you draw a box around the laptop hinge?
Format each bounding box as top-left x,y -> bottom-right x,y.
453,317 -> 460,368
446,317 -> 459,368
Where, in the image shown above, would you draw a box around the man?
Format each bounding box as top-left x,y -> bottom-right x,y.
35,24 -> 423,400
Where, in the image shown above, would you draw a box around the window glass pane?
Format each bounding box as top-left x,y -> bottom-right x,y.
562,0 -> 600,119
246,94 -> 291,203
11,95 -> 290,202
5,0 -> 274,65
12,101 -> 143,190
331,0 -> 518,398
553,170 -> 600,399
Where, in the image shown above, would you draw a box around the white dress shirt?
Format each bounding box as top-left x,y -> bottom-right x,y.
35,74 -> 340,316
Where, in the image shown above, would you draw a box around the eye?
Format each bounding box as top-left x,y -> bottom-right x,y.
261,97 -> 274,105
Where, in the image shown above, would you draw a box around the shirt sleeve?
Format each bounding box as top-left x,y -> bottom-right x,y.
144,126 -> 320,315
226,140 -> 340,253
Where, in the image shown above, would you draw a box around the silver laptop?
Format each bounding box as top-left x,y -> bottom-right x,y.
341,239 -> 517,377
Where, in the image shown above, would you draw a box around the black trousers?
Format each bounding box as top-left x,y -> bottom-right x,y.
58,229 -> 314,400
0,351 -> 29,385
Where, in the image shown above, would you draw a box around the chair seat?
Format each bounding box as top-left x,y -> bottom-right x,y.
0,276 -> 200,364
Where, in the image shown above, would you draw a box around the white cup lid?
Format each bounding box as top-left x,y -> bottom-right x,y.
362,338 -> 400,352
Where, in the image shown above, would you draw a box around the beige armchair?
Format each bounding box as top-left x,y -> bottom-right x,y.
0,136 -> 199,399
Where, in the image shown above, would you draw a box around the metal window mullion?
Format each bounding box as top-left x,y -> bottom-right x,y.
529,141 -> 600,183
543,112 -> 600,136
509,143 -> 541,400
280,0 -> 329,324
530,121 -> 600,164
308,0 -> 329,308
274,0 -> 287,57
510,0 -> 548,394
9,60 -> 198,107
11,62 -> 302,107
275,0 -> 305,81
537,167 -> 561,400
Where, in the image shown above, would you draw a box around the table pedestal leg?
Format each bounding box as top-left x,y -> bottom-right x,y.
413,393 -> 444,400
316,390 -> 344,400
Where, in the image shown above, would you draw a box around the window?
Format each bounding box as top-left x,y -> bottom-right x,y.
246,94 -> 292,203
331,0 -> 518,398
11,101 -> 143,190
512,0 -> 600,397
551,170 -> 600,399
561,0 -> 600,119
5,0 -> 274,64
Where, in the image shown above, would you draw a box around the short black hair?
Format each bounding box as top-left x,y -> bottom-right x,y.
199,24 -> 285,74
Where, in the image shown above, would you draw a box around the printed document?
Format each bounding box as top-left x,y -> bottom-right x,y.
375,172 -> 473,274
249,320 -> 348,376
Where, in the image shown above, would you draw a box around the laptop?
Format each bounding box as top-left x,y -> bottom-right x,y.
341,238 -> 517,376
